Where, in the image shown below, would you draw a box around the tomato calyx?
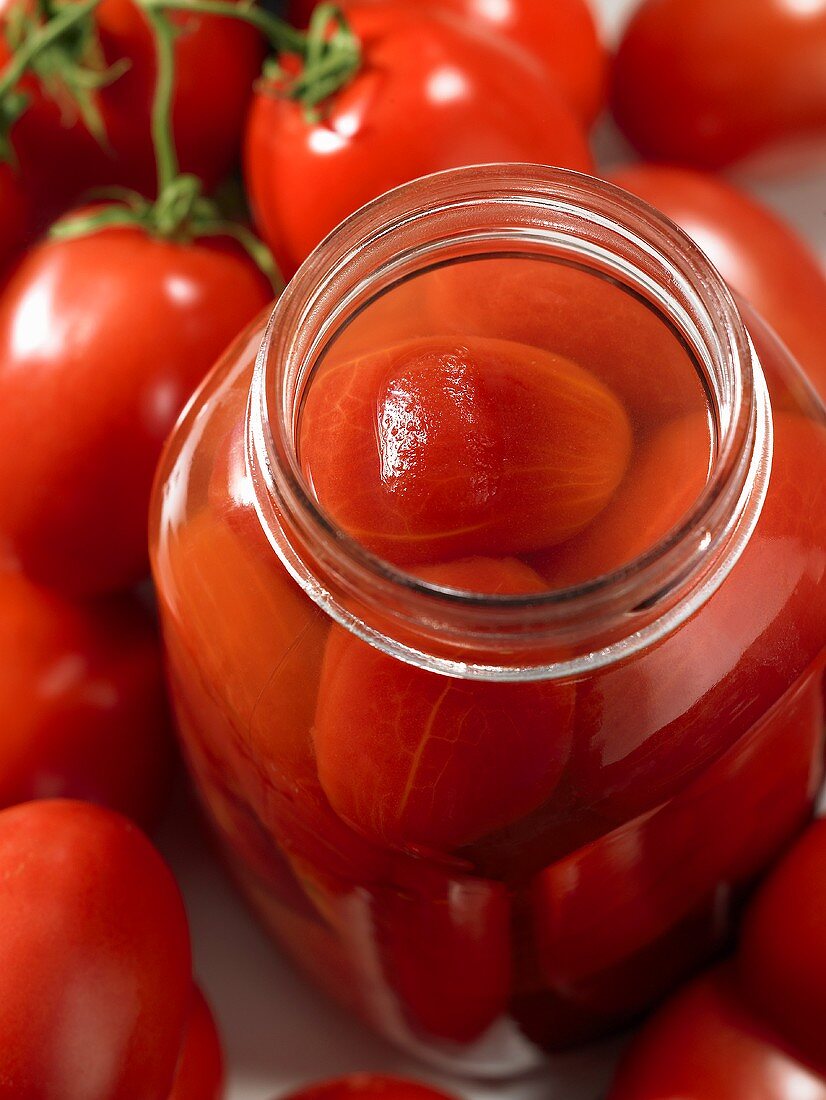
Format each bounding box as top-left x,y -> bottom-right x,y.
49,2 -> 280,285
0,0 -> 128,156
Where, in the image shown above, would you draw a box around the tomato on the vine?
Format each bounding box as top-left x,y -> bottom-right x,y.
0,221 -> 272,595
739,818 -> 826,1074
0,570 -> 172,829
608,969 -> 826,1099
288,0 -> 606,126
611,0 -> 826,171
611,166 -> 826,403
0,799 -> 192,1098
168,986 -> 224,1100
0,0 -> 265,222
245,2 -> 593,277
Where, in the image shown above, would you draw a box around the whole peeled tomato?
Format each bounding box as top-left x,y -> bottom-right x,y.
277,1077 -> 459,1100
288,0 -> 606,126
1,0 -> 265,223
608,968 -> 826,1099
245,2 -> 593,277
0,222 -> 273,596
313,557 -> 575,852
611,0 -> 826,171
612,166 -> 826,404
0,799 -> 192,1098
300,336 -> 632,566
739,818 -> 826,1074
0,571 -> 172,830
168,987 -> 224,1100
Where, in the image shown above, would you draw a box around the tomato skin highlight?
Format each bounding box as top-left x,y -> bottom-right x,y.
611,165 -> 826,405
0,571 -> 172,830
300,336 -> 632,566
168,987 -> 224,1100
611,0 -> 826,170
278,1077 -> 459,1100
0,223 -> 272,596
0,0 -> 265,223
313,557 -> 575,852
608,969 -> 826,1100
288,0 -> 606,126
739,818 -> 826,1074
0,799 -> 192,1099
245,3 -> 593,277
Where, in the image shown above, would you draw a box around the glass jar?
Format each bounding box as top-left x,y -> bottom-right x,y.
150,166 -> 826,1078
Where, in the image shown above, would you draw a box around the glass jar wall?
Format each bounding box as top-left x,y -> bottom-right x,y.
150,167 -> 826,1077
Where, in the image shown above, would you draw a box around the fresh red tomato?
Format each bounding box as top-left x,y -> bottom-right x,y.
245,2 -> 594,277
611,0 -> 826,171
1,0 -> 264,222
0,222 -> 272,596
288,0 -> 606,126
300,336 -> 632,565
277,1076 -> 459,1100
0,162 -> 31,268
0,799 -> 192,1098
312,557 -> 575,852
611,166 -> 826,404
168,987 -> 224,1100
0,571 -> 172,829
608,969 -> 826,1099
739,818 -> 826,1074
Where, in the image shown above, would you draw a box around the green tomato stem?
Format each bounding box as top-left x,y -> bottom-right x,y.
143,5 -> 179,196
0,0 -> 102,102
139,0 -> 305,54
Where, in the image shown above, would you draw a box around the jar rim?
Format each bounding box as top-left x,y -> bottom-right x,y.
247,164 -> 772,680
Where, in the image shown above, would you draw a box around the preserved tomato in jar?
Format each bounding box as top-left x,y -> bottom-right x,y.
150,167 -> 826,1077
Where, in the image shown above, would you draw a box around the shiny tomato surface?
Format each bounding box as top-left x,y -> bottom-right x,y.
0,800 -> 192,1098
0,223 -> 272,596
1,0 -> 264,221
245,3 -> 593,276
0,571 -> 172,829
611,0 -> 826,170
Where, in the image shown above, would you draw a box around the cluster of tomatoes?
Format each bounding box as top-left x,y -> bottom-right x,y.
0,0 -> 824,1093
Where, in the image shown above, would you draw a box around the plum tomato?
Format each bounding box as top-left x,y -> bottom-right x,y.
535,412 -> 712,587
288,0 -> 606,126
245,2 -> 593,277
1,0 -> 265,222
168,987 -> 224,1100
612,166 -> 826,404
300,336 -> 632,566
611,0 -> 826,171
277,1077 -> 459,1100
371,863 -> 511,1042
0,799 -> 192,1098
312,556 -> 575,852
0,223 -> 272,596
608,968 -> 826,1099
739,818 -> 826,1074
0,571 -> 172,830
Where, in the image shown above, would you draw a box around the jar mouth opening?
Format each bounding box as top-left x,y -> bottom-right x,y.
248,164 -> 769,669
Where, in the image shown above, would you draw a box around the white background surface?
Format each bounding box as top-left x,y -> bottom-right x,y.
158,0 -> 826,1095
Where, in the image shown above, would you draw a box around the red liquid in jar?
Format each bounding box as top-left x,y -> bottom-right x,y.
151,254 -> 826,1071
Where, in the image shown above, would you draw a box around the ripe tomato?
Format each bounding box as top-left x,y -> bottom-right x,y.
288,0 -> 606,126
608,969 -> 826,1099
0,571 -> 172,830
611,0 -> 826,171
300,336 -> 632,565
168,987 -> 224,1100
611,166 -> 826,404
277,1077 -> 459,1100
0,799 -> 191,1098
1,0 -> 264,222
312,557 -> 575,852
0,163 -> 31,269
245,2 -> 593,277
739,818 -> 826,1074
0,222 -> 272,596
